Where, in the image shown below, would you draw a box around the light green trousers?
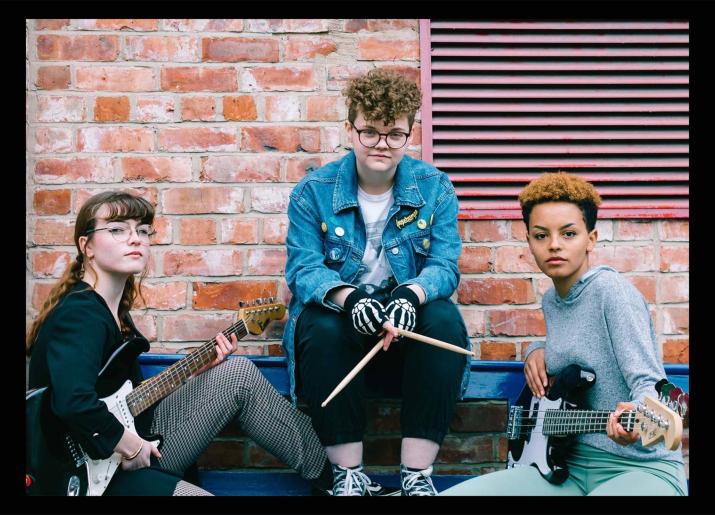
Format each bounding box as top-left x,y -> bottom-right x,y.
441,443 -> 687,496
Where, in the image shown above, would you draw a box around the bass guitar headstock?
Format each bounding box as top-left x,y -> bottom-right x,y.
636,396 -> 683,450
238,297 -> 286,335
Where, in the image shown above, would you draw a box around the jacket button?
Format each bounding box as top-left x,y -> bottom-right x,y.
422,238 -> 430,249
321,222 -> 327,233
335,227 -> 345,237
417,219 -> 427,230
329,248 -> 342,260
391,247 -> 399,255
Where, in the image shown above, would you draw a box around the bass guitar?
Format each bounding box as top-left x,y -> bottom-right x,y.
26,299 -> 285,496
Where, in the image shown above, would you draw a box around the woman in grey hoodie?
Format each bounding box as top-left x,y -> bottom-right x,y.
442,172 -> 687,496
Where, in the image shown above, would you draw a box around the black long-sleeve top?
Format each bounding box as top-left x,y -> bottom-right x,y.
28,281 -> 153,459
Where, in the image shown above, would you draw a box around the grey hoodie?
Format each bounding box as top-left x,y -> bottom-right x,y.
525,265 -> 683,462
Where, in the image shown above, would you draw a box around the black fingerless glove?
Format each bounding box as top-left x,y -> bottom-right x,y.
343,289 -> 388,336
384,285 -> 420,333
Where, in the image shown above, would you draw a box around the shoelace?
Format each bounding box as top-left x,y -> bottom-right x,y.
401,467 -> 437,496
334,466 -> 370,496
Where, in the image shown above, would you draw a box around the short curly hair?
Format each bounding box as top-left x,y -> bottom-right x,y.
343,68 -> 422,128
519,171 -> 603,232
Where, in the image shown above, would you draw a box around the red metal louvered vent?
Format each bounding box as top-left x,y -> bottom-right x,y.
419,20 -> 689,220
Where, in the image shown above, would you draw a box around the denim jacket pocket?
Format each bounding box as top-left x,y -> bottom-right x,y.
324,238 -> 351,272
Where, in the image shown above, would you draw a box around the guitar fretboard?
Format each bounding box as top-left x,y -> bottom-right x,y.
541,409 -> 636,436
125,319 -> 248,416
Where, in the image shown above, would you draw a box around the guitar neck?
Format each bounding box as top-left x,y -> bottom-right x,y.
125,319 -> 248,416
542,409 -> 635,436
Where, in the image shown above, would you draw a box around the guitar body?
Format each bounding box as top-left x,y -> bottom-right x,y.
506,364 -> 596,484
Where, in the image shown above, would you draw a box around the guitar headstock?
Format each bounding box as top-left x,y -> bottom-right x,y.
636,396 -> 683,450
238,297 -> 286,335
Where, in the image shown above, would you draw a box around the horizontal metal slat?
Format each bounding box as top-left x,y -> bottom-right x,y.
435,157 -> 688,168
446,171 -> 689,183
434,143 -> 688,154
457,207 -> 689,220
432,129 -> 689,140
430,21 -> 689,30
431,115 -> 688,126
431,34 -> 689,44
458,198 -> 688,210
431,75 -> 688,85
431,101 -> 689,113
431,48 -> 689,57
454,185 -> 688,197
431,62 -> 689,72
430,88 -> 689,99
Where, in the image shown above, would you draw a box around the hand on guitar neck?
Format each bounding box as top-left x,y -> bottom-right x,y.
191,332 -> 239,378
607,401 -> 640,447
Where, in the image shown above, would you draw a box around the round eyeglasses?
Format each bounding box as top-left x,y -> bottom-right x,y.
85,223 -> 155,243
350,123 -> 410,149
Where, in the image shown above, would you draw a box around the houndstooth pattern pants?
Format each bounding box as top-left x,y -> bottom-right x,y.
149,357 -> 328,496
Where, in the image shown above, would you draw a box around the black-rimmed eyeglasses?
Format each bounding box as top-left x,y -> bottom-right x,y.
85,223 -> 155,243
350,122 -> 411,149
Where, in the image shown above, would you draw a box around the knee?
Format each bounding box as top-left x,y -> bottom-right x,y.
417,300 -> 467,342
221,356 -> 261,386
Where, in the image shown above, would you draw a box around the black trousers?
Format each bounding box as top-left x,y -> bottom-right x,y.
295,299 -> 469,447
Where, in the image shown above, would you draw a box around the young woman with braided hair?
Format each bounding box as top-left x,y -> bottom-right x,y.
27,190 -> 333,495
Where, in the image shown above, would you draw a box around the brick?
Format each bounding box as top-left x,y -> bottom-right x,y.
163,249 -> 242,277
73,187 -> 158,214
241,65 -> 316,92
196,440 -> 245,469
202,37 -> 279,62
662,338 -> 688,363
245,19 -> 329,33
660,245 -> 689,272
135,96 -> 176,122
36,95 -> 86,122
589,245 -> 656,272
457,278 -> 535,305
76,66 -> 155,91
379,64 -> 421,85
459,308 -> 486,337
220,218 -> 260,244
201,155 -> 281,182
240,127 -> 320,153
363,436 -> 401,465
263,215 -> 289,244
78,127 -> 154,152
161,67 -> 237,92
479,341 -> 517,360
94,96 -> 130,122
33,189 -> 71,215
595,220 -> 614,241
306,96 -> 340,121
494,246 -> 540,273
34,128 -> 72,153
658,220 -> 689,241
326,63 -> 373,90
36,66 -> 70,90
511,220 -> 527,241
264,95 -> 302,122
615,221 -> 653,240
192,280 -> 278,310
466,221 -> 509,242
37,35 -> 119,61
246,442 -> 287,468
165,313 -> 238,342
151,216 -> 173,245
164,19 -> 245,32
344,19 -> 368,32
366,20 -> 418,31
489,309 -> 546,336
661,307 -> 689,335
536,277 -> 552,297
31,282 -> 55,311
35,19 -> 69,30
35,157 -> 114,184
222,96 -> 257,121
73,19 -> 159,31
159,127 -> 236,152
450,401 -> 507,432
250,187 -> 291,213
32,219 -> 75,245
178,218 -> 217,245
626,275 -> 656,304
163,187 -> 245,214
181,96 -> 216,121
457,246 -> 491,273
246,248 -> 287,275
658,275 -> 689,303
136,281 -> 187,310
285,37 -> 337,60
124,36 -> 200,62
121,156 -> 192,182
321,127 -> 341,153
358,36 -> 419,60
285,156 -> 324,182
129,314 -> 157,341
437,434 -> 495,463
31,250 -> 72,278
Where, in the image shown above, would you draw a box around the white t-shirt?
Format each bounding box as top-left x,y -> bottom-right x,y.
355,185 -> 395,297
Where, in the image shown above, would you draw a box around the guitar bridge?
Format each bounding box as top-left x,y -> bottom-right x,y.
65,435 -> 87,468
507,405 -> 523,440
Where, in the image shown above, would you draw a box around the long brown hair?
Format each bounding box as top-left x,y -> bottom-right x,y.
26,191 -> 155,355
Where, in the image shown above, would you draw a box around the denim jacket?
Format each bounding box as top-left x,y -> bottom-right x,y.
283,151 -> 470,404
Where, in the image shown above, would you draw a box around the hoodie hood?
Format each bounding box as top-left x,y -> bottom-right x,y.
554,265 -> 618,304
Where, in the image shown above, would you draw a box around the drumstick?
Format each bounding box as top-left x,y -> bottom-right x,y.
321,338 -> 384,408
397,328 -> 475,357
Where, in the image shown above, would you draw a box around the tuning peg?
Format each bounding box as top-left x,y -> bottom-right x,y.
256,298 -> 262,305
269,296 -> 274,303
239,301 -> 245,308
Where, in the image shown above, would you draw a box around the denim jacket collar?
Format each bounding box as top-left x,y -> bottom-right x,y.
332,151 -> 425,214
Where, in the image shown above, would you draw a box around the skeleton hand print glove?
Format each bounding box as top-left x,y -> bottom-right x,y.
343,289 -> 389,337
384,285 -> 420,333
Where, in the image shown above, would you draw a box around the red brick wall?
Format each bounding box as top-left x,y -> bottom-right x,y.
26,19 -> 688,477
